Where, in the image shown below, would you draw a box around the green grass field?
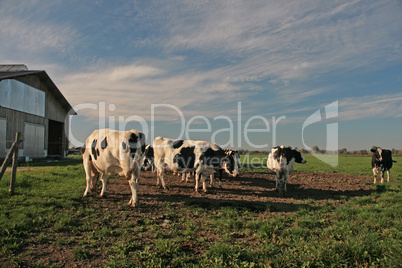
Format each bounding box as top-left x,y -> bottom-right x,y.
0,155 -> 401,267
240,154 -> 402,177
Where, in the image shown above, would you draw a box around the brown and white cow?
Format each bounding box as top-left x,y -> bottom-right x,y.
267,145 -> 306,196
81,129 -> 146,207
152,137 -> 238,192
371,146 -> 396,183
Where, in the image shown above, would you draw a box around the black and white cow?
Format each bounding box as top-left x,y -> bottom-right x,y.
209,149 -> 240,187
81,129 -> 146,207
142,144 -> 155,172
181,149 -> 240,188
267,146 -> 306,196
371,146 -> 396,184
152,137 -> 238,192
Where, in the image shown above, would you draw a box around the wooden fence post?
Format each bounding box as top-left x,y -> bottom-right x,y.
9,132 -> 21,195
0,132 -> 21,181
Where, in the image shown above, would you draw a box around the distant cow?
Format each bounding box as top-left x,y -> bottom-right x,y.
152,137 -> 238,192
267,146 -> 306,196
371,146 -> 396,183
81,129 -> 146,207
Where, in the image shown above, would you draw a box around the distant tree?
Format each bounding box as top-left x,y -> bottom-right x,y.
338,148 -> 347,155
360,149 -> 368,155
312,146 -> 320,153
300,148 -> 310,154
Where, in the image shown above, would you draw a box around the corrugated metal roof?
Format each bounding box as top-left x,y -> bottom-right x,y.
0,70 -> 40,80
0,64 -> 28,72
0,70 -> 76,115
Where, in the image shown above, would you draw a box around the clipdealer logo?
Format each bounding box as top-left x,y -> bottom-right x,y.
302,101 -> 339,167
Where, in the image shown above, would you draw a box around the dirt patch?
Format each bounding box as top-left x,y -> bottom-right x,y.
102,170 -> 373,212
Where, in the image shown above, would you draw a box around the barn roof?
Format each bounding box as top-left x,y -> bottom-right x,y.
0,64 -> 28,72
0,70 -> 76,115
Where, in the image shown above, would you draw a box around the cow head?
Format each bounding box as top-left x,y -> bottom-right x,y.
293,148 -> 307,164
222,149 -> 239,177
371,146 -> 383,162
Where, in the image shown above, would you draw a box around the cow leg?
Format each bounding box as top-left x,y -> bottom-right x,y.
209,174 -> 214,187
283,171 -> 290,196
128,170 -> 140,207
83,157 -> 97,197
372,168 -> 377,184
201,174 -> 208,193
211,172 -> 222,188
386,170 -> 390,182
99,173 -> 108,197
275,171 -> 280,192
195,171 -> 205,192
181,173 -> 187,182
158,169 -> 167,189
218,169 -> 223,188
83,169 -> 92,197
380,170 -> 384,184
155,159 -> 167,189
194,172 -> 200,192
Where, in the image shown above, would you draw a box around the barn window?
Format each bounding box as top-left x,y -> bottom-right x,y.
24,123 -> 45,157
0,79 -> 45,117
0,117 -> 6,157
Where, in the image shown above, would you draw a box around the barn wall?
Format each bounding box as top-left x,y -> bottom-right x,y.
0,107 -> 47,149
1,74 -> 72,157
15,75 -> 69,122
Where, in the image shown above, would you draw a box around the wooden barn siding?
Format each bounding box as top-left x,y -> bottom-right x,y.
1,75 -> 71,153
0,107 -> 47,149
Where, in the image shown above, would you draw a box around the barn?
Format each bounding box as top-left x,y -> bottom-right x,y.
0,64 -> 76,159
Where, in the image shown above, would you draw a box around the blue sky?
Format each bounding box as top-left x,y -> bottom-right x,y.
1,0 -> 401,151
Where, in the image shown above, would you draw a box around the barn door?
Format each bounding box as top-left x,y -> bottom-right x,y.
48,120 -> 63,156
24,123 -> 45,157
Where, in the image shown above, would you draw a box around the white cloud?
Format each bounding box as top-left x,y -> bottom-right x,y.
57,62 -> 244,121
2,0 -> 401,128
0,15 -> 78,57
164,0 -> 402,83
339,94 -> 402,120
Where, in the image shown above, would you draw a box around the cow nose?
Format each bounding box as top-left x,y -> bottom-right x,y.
302,160 -> 307,164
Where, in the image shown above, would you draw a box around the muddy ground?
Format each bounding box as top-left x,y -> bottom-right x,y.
108,170 -> 374,211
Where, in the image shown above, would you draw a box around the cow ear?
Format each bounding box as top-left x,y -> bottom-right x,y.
294,147 -> 298,150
